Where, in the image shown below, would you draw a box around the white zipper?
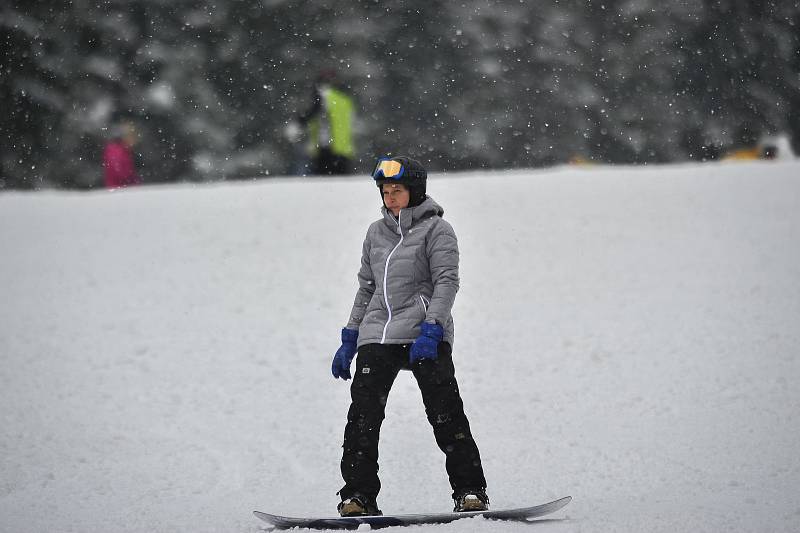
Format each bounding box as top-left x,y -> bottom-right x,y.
380,212 -> 404,343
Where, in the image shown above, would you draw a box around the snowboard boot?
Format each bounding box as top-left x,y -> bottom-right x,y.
453,489 -> 490,512
337,494 -> 382,517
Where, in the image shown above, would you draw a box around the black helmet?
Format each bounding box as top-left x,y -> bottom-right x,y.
372,156 -> 427,207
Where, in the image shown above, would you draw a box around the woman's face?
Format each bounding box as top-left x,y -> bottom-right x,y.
382,183 -> 410,216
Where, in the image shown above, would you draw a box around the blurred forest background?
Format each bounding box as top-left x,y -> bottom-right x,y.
2,0 -> 799,189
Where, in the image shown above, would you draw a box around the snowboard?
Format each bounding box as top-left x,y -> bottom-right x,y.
253,495 -> 571,530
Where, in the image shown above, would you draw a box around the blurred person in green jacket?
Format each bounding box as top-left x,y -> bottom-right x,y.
297,69 -> 356,175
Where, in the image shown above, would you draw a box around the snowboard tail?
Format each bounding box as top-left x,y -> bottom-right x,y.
253,495 -> 571,530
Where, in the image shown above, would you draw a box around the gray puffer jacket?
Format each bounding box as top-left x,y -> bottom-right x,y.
346,196 -> 459,348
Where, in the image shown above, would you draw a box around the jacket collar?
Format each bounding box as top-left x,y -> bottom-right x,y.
381,196 -> 443,233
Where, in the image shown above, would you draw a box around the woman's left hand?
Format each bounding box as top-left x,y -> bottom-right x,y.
409,322 -> 444,364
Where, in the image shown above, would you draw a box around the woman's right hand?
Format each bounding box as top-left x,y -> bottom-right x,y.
331,328 -> 359,380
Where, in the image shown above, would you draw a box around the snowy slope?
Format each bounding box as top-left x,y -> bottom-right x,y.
1,161 -> 799,533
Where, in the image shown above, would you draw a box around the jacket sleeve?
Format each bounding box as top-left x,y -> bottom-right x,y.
425,219 -> 459,326
346,228 -> 375,330
298,88 -> 322,125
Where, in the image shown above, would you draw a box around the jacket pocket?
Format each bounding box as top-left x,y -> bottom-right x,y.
417,294 -> 429,314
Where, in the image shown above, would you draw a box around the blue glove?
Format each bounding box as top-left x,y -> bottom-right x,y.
410,322 -> 444,364
332,328 -> 359,380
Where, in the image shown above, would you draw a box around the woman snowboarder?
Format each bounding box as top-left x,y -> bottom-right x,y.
331,156 -> 489,516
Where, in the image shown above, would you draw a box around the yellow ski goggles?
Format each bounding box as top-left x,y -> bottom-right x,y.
372,158 -> 426,181
372,159 -> 405,179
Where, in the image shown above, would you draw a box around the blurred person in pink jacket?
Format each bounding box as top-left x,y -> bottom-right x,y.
103,123 -> 141,188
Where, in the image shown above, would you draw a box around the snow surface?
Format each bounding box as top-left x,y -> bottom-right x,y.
2,162 -> 799,533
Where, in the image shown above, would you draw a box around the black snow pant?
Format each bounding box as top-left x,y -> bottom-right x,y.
313,148 -> 351,175
339,342 -> 487,504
